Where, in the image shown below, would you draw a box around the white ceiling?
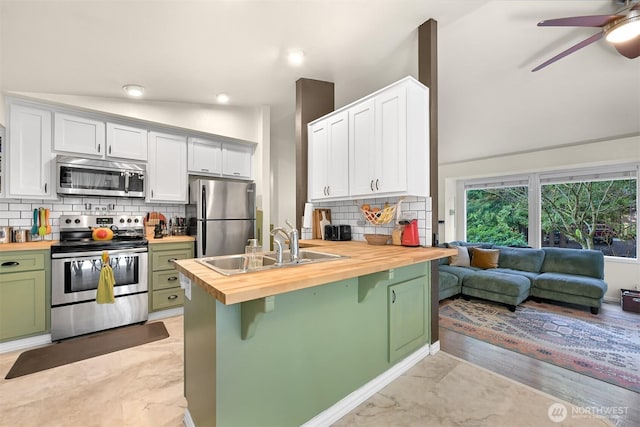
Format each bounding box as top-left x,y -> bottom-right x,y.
1,0 -> 639,164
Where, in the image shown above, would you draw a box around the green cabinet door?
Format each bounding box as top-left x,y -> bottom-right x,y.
0,270 -> 46,341
388,276 -> 427,363
149,241 -> 193,312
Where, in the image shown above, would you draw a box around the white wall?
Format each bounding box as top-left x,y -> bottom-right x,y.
5,92 -> 262,144
439,134 -> 640,301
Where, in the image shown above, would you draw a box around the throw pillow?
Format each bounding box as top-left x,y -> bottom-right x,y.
449,246 -> 470,267
470,248 -> 500,269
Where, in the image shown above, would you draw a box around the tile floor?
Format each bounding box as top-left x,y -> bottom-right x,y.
0,315 -> 611,427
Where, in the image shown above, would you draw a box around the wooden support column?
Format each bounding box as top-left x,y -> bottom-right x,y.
295,79 -> 335,229
418,19 -> 440,344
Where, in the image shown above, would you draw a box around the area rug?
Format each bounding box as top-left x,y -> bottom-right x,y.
439,298 -> 640,393
5,322 -> 169,379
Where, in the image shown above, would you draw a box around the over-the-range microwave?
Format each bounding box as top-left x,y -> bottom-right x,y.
56,155 -> 146,198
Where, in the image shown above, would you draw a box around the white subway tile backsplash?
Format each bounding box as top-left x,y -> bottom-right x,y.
0,195 -> 186,240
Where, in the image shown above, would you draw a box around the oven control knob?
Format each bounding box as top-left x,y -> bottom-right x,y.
134,218 -> 139,223
65,219 -> 72,224
127,218 -> 132,223
119,218 -> 125,223
74,219 -> 81,224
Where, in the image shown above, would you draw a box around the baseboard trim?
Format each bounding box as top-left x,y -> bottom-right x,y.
148,307 -> 184,321
430,340 -> 440,354
301,343 -> 431,427
0,333 -> 51,354
603,296 -> 620,304
183,408 -> 195,427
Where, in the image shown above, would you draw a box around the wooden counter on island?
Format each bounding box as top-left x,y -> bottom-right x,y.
173,241 -> 455,427
173,240 -> 455,305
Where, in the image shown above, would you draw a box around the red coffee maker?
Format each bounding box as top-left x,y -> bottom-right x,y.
401,219 -> 420,247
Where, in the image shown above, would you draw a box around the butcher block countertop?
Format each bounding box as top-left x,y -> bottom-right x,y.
0,240 -> 58,252
148,235 -> 195,244
173,240 -> 456,305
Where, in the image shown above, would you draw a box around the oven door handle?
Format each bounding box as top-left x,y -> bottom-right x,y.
51,247 -> 148,259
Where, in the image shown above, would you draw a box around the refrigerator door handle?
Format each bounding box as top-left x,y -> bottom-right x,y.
202,185 -> 207,256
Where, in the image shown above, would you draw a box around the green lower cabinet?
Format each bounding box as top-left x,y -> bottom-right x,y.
388,277 -> 427,363
184,261 -> 431,427
149,242 -> 194,312
0,271 -> 46,340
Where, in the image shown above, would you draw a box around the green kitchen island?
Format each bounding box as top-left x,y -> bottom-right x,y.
173,241 -> 455,427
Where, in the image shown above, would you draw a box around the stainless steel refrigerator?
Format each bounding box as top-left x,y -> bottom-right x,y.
187,178 -> 255,257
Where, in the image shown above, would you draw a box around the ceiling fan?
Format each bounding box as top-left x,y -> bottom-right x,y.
532,0 -> 640,72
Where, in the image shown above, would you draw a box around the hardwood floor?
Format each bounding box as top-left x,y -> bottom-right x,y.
439,302 -> 640,427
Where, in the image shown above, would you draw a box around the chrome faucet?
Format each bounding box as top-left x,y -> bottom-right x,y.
270,220 -> 300,264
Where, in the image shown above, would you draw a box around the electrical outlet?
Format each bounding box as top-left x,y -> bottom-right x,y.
92,205 -> 109,212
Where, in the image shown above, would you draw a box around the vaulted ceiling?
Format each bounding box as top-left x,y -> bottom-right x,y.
1,0 -> 639,164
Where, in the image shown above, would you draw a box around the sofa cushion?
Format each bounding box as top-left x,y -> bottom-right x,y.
534,272 -> 607,299
439,271 -> 459,292
494,246 -> 545,273
439,265 -> 480,284
450,246 -> 471,267
493,268 -> 539,285
463,271 -> 530,297
541,248 -> 604,279
470,248 -> 500,269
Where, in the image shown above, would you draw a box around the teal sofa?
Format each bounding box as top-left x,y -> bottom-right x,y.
438,242 -> 608,314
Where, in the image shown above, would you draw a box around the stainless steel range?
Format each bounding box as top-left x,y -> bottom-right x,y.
50,214 -> 148,341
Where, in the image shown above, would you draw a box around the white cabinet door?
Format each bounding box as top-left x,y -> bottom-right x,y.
375,85 -> 407,194
326,111 -> 349,199
348,98 -> 376,196
106,122 -> 147,161
308,111 -> 349,201
222,144 -> 252,179
147,132 -> 187,203
308,120 -> 329,200
188,137 -> 222,175
8,105 -> 54,198
54,113 -> 105,156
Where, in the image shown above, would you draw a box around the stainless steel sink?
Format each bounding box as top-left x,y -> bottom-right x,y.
196,250 -> 347,276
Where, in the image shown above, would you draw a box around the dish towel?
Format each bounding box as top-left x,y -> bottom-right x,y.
96,251 -> 115,304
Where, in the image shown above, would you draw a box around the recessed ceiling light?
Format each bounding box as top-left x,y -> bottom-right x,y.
122,84 -> 144,97
216,93 -> 230,104
287,50 -> 305,66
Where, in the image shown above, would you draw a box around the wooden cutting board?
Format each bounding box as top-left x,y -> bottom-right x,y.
312,209 -> 331,239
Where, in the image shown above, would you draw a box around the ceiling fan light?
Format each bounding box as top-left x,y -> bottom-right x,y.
605,15 -> 640,43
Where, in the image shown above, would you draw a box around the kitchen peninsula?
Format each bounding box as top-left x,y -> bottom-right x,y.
173,241 -> 455,427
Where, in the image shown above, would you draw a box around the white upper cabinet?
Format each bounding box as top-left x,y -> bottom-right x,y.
8,105 -> 54,198
309,76 -> 429,201
308,110 -> 349,201
54,113 -> 105,157
54,113 -> 147,162
147,132 -> 187,203
222,143 -> 253,180
188,137 -> 222,176
106,122 -> 148,161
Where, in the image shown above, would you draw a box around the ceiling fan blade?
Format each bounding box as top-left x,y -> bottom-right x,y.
614,34 -> 640,58
538,15 -> 622,27
532,32 -> 604,72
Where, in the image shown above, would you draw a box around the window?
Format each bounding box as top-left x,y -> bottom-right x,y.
465,177 -> 529,246
540,169 -> 637,259
462,165 -> 638,259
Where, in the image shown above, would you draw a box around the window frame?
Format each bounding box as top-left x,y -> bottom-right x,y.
459,164 -> 639,261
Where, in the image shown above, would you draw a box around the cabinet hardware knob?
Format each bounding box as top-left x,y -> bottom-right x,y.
108,146 -> 112,154
392,289 -> 396,303
233,172 -> 240,175
201,169 -> 209,172
98,143 -> 101,153
375,179 -> 379,191
327,186 -> 330,195
1,261 -> 20,267
370,180 -> 374,191
168,276 -> 178,281
168,294 -> 178,300
44,183 -> 48,193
